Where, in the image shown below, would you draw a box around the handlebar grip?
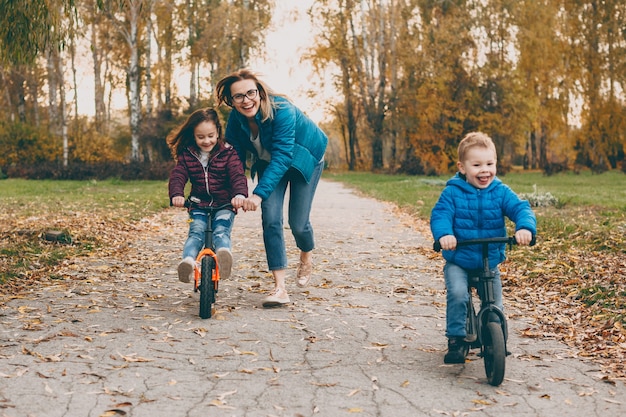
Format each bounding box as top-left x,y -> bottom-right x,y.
433,235 -> 537,252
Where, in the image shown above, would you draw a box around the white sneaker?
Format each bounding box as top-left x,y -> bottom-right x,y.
216,248 -> 233,280
177,257 -> 195,283
262,287 -> 290,308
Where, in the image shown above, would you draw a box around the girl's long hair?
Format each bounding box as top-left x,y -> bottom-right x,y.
215,68 -> 290,123
166,108 -> 224,160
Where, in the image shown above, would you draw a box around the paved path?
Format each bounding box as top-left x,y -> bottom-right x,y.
1,179 -> 625,417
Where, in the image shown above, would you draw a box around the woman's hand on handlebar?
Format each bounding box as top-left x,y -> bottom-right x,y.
242,194 -> 262,212
172,196 -> 186,207
514,229 -> 533,246
438,235 -> 457,251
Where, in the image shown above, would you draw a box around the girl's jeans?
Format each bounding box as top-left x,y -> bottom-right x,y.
182,209 -> 234,260
444,262 -> 503,338
261,160 -> 324,270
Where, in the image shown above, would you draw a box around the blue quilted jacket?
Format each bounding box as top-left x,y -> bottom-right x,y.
224,96 -> 328,200
430,173 -> 537,270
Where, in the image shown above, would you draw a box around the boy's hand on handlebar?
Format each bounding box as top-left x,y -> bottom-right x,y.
515,229 -> 533,246
439,235 -> 457,251
172,196 -> 186,207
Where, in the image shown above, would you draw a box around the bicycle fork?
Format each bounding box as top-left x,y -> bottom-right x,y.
476,275 -> 509,355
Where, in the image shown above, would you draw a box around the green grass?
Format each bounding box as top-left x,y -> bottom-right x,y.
0,178 -> 170,220
324,170 -> 626,218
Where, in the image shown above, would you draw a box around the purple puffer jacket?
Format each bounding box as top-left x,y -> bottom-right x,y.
168,143 -> 248,208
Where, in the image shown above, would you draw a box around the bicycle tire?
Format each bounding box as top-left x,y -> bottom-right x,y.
483,321 -> 506,386
199,256 -> 215,319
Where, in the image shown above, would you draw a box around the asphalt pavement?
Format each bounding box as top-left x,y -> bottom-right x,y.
1,178 -> 625,417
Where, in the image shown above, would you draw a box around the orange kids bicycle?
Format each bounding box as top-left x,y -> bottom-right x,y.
184,199 -> 233,319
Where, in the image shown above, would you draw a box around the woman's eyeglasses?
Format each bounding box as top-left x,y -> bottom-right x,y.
231,89 -> 258,104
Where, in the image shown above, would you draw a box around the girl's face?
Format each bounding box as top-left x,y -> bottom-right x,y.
457,146 -> 497,189
193,121 -> 219,153
230,79 -> 260,119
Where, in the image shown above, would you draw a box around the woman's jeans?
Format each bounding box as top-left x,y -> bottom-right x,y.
261,160 -> 324,270
444,262 -> 503,338
182,209 -> 234,260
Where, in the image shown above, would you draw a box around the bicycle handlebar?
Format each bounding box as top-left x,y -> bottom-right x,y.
183,198 -> 233,212
433,235 -> 536,252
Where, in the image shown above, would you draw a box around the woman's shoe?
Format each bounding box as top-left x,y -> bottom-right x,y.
296,261 -> 313,287
262,288 -> 290,308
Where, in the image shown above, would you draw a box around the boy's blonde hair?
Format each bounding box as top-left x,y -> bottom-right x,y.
457,132 -> 497,162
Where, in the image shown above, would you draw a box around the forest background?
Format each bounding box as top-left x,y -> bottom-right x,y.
1,0 -> 625,178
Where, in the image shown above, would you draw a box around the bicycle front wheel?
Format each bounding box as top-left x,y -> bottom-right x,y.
482,321 -> 506,386
199,256 -> 215,319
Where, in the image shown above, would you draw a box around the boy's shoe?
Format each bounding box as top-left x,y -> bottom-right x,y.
444,337 -> 467,364
296,260 -> 313,287
177,257 -> 196,283
262,288 -> 290,308
217,248 -> 233,280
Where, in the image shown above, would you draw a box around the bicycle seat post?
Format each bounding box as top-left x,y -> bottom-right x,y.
204,208 -> 214,250
480,242 -> 496,307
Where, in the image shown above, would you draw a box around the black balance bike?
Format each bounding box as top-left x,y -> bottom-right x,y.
434,236 -> 536,386
184,198 -> 233,319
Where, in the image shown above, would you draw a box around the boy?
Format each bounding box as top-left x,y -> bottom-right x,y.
430,132 -> 536,364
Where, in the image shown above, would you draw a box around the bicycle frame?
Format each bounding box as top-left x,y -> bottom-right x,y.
434,236 -> 535,386
184,199 -> 233,318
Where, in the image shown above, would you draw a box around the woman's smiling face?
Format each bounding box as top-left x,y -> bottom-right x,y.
230,79 -> 260,119
457,146 -> 497,189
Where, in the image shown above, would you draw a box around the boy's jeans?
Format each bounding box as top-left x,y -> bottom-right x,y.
260,160 -> 324,270
182,209 -> 234,260
444,262 -> 503,338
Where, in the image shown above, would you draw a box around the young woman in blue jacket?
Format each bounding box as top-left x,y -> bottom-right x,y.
216,69 -> 328,308
430,132 -> 536,364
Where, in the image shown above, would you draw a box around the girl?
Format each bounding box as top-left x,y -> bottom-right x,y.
167,108 -> 248,283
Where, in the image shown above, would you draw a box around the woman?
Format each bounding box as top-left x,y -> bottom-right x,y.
216,69 -> 328,308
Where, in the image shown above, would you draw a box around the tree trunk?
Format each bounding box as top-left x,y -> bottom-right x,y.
128,3 -> 141,162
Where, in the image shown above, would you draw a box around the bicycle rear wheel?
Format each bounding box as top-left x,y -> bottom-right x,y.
482,321 -> 506,386
199,256 -> 215,319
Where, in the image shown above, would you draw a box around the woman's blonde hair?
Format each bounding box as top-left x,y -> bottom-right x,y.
215,68 -> 290,122
457,132 -> 497,162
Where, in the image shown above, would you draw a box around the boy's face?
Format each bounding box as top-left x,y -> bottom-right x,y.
457,146 -> 497,189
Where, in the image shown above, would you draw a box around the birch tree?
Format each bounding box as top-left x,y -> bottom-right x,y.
99,0 -> 147,161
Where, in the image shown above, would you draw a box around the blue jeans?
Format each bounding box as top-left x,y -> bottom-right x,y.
261,160 -> 324,270
444,262 -> 503,338
182,209 -> 234,260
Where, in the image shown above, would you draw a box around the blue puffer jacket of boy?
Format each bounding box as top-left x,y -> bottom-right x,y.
430,173 -> 537,270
